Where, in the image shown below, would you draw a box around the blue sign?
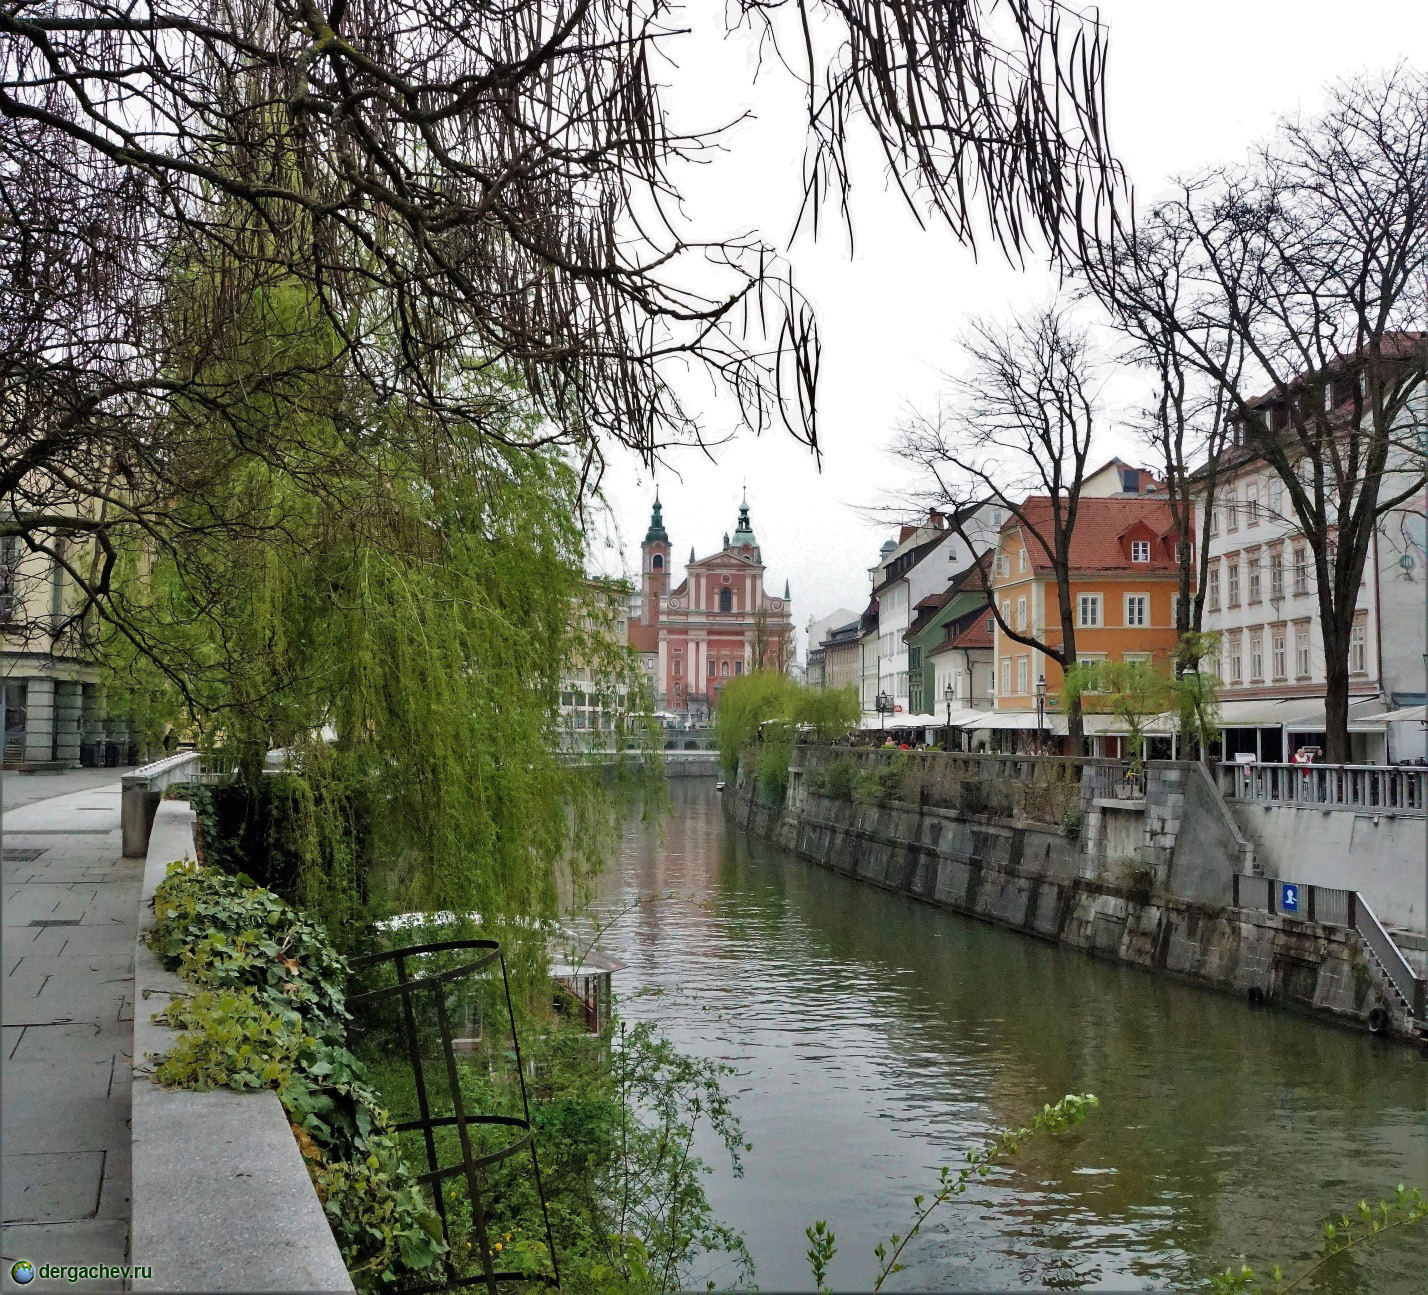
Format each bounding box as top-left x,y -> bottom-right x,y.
1280,882 -> 1300,913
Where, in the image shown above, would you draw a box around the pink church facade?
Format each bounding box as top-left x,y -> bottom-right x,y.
627,496 -> 793,721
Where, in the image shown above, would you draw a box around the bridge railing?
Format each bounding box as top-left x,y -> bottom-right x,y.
1233,874 -> 1425,1019
1221,762 -> 1427,815
121,749 -> 233,856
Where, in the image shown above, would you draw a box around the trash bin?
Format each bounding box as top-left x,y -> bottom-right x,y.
79,741 -> 98,768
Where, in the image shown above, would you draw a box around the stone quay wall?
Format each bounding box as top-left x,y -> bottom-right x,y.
725,752 -> 1409,1040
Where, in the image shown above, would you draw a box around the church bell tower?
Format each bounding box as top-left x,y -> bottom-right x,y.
641,493 -> 670,623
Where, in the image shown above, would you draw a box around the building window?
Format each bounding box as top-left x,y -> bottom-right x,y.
1350,622 -> 1367,674
1229,635 -> 1243,684
1123,652 -> 1152,666
1000,551 -> 1011,577
1269,551 -> 1284,599
1225,487 -> 1238,531
1249,632 -> 1263,682
1124,594 -> 1148,628
1296,627 -> 1311,678
1019,549 -> 1027,573
1131,539 -> 1150,563
1208,502 -> 1219,537
1248,555 -> 1262,604
651,552 -> 663,569
734,660 -> 743,676
1016,597 -> 1027,631
1001,657 -> 1011,695
1078,594 -> 1102,628
721,660 -> 729,676
1227,561 -> 1240,607
719,587 -> 732,613
1208,564 -> 1221,611
1245,481 -> 1259,527
1268,476 -> 1283,518
708,659 -> 716,678
1017,656 -> 1029,694
1272,631 -> 1286,680
1293,546 -> 1308,594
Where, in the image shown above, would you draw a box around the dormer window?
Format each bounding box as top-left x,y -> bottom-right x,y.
1131,540 -> 1150,563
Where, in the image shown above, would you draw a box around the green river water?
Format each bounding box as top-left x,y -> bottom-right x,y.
577,780 -> 1427,1292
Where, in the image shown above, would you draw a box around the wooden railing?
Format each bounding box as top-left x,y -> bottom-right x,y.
1221,762 -> 1427,815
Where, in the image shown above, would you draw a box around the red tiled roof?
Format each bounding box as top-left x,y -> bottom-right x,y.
1005,497 -> 1181,575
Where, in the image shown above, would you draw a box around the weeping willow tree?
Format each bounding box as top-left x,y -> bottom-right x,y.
104,262 -> 660,941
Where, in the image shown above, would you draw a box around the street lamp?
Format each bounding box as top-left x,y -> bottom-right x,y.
876,690 -> 893,733
944,682 -> 955,752
1034,675 -> 1047,752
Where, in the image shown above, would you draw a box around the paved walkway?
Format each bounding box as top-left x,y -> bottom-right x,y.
2,773 -> 140,1291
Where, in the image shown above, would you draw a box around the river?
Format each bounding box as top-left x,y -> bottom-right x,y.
575,780 -> 1428,1292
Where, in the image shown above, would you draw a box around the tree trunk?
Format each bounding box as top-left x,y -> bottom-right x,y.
1322,632 -> 1352,764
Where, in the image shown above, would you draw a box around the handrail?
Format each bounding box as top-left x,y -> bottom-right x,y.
1354,893 -> 1427,1020
1233,873 -> 1425,1019
1220,761 -> 1426,815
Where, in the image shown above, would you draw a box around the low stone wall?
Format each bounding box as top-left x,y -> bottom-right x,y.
727,781 -> 1408,1039
131,801 -> 353,1292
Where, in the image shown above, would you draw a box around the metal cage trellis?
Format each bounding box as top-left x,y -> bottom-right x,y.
348,939 -> 560,1293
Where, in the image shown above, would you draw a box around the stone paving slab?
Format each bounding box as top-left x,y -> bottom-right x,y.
0,1220 -> 130,1291
2,1153 -> 106,1224
2,781 -> 135,1281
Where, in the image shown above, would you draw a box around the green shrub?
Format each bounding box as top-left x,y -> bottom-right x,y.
853,759 -> 905,804
811,760 -> 857,801
145,862 -> 445,1289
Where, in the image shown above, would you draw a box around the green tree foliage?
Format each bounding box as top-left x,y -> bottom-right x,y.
713,673 -> 859,776
1173,631 -> 1224,760
108,273 -> 658,940
1061,660 -> 1171,774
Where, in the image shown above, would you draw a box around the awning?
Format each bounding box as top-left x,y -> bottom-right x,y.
1217,697 -> 1328,728
1384,704 -> 1428,726
962,711 -> 1068,734
1079,712 -> 1180,737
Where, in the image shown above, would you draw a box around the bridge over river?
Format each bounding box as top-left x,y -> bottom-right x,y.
575,780 -> 1428,1292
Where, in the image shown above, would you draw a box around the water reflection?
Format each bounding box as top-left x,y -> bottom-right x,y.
576,782 -> 1427,1291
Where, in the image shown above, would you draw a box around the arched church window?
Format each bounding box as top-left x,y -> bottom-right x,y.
718,587 -> 732,613
651,553 -> 663,569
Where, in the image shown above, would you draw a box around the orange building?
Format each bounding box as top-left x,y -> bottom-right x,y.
990,497 -> 1186,710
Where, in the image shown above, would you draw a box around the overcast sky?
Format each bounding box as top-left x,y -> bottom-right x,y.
586,1 -> 1428,655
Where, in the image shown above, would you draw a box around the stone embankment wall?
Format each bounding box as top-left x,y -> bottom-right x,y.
727,752 -> 1407,1039
1230,800 -> 1426,935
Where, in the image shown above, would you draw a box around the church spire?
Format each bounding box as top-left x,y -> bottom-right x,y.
643,491 -> 669,545
732,493 -> 756,547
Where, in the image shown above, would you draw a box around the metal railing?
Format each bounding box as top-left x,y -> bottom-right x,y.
1233,874 -> 1425,1019
1222,762 -> 1427,815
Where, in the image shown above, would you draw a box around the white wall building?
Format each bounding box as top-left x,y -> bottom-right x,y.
869,507 -> 1003,716
1191,369 -> 1426,763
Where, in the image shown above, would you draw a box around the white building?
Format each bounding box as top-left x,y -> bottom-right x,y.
868,507 -> 1003,717
1191,365 -> 1426,763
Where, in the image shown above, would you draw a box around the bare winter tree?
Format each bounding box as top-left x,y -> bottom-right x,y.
1079,209 -> 1250,656
895,307 -> 1103,752
1079,68 -> 1428,760
1,0 -> 1120,689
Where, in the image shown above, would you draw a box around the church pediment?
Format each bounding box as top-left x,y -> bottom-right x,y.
689,550 -> 759,570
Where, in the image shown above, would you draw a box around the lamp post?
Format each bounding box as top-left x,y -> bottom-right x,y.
944,682 -> 955,752
1034,674 -> 1047,753
876,690 -> 893,733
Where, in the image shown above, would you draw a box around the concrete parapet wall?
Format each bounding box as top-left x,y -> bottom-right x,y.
131,801 -> 354,1292
1230,801 -> 1426,934
729,783 -> 1407,1039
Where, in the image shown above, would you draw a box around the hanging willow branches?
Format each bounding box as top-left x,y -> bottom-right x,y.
1,0 -> 1118,659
